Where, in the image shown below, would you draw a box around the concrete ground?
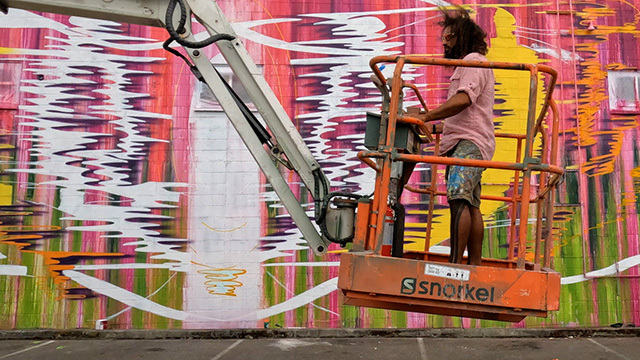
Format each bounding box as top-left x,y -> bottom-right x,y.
0,329 -> 639,360
1,337 -> 640,360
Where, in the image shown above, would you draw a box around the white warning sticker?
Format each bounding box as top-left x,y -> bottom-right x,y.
424,264 -> 470,281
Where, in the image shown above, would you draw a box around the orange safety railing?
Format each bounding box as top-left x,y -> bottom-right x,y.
359,55 -> 563,269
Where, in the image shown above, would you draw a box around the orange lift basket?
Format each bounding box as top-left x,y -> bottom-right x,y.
338,55 -> 564,322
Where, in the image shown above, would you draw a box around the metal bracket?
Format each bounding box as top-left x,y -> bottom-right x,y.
523,156 -> 541,168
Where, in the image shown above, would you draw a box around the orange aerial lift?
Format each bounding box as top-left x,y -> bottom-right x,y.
339,56 -> 563,322
1,0 -> 563,322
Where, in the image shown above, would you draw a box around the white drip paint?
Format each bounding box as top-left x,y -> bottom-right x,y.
0,5 -> 479,323
9,16 -> 191,272
245,12 -> 424,265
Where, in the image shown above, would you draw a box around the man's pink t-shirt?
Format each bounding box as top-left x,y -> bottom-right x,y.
438,52 -> 496,161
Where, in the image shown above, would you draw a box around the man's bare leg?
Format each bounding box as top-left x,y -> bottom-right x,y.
467,205 -> 484,265
449,199 -> 471,263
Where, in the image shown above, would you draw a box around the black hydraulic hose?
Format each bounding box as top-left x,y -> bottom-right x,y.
313,169 -> 327,224
165,0 -> 235,48
214,66 -> 273,146
162,38 -> 191,68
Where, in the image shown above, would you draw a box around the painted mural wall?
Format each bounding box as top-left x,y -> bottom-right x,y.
0,0 -> 639,329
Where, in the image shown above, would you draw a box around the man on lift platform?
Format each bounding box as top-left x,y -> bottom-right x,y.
420,7 -> 495,266
343,7 -> 561,321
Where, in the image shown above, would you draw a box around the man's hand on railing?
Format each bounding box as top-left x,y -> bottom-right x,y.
405,107 -> 442,135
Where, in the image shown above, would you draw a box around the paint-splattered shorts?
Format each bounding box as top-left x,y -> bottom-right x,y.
445,140 -> 484,208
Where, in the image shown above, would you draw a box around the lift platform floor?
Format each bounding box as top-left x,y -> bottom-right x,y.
338,251 -> 560,322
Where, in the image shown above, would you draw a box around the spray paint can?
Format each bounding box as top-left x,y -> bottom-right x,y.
382,206 -> 395,256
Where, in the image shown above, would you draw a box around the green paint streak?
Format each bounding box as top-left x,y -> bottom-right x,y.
367,308 -> 387,328
0,244 -> 19,326
390,310 -> 407,328
564,171 -> 579,205
553,206 -> 594,326
485,207 -> 512,261
132,251 -> 147,328
263,261 -> 275,321
83,270 -> 96,329
275,265 -> 287,327
341,305 -> 358,328
0,247 -> 8,316
106,268 -> 120,327
25,173 -> 35,202
50,190 -> 62,230
586,175 -> 601,268
312,263 -> 326,326
426,314 -> 445,328
172,272 -> 184,329
595,278 -> 619,325
264,264 -> 286,329
149,269 -> 169,330
15,253 -> 41,328
294,250 -> 308,326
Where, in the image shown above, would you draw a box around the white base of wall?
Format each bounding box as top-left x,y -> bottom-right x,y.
185,109 -> 262,328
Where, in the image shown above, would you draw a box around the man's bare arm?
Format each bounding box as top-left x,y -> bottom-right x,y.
423,91 -> 471,123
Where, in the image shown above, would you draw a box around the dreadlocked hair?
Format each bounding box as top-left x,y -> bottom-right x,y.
438,6 -> 488,58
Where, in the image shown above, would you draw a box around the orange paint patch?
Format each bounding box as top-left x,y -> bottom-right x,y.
571,5 -> 640,176
22,250 -> 125,286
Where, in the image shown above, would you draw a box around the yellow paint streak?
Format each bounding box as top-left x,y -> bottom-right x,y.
0,225 -> 61,232
0,211 -> 32,216
586,218 -> 624,232
0,184 -> 12,206
328,249 -> 348,254
446,3 -> 554,10
485,7 -> 547,243
535,208 -> 577,259
0,47 -> 17,54
607,63 -> 637,71
202,221 -> 247,232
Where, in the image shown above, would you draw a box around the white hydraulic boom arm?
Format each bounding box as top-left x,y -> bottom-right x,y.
0,0 -> 358,255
